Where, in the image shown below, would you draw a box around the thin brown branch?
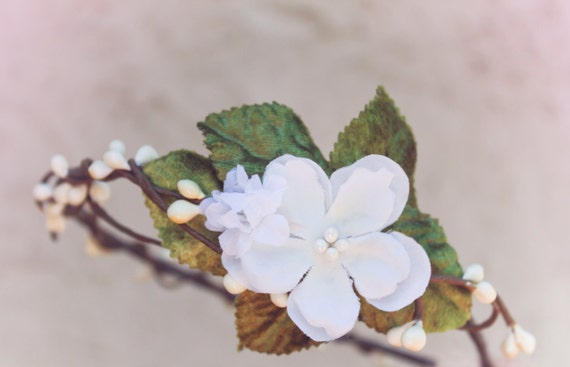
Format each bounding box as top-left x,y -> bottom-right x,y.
465,320 -> 494,367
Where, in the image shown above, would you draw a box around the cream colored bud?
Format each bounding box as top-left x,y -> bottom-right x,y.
108,139 -> 126,154
462,263 -> 485,283
85,234 -> 110,257
177,179 -> 206,200
50,154 -> 68,178
88,160 -> 113,180
167,200 -> 200,224
270,293 -> 289,308
53,182 -> 72,204
103,151 -> 130,170
473,281 -> 497,304
68,184 -> 88,206
401,321 -> 427,352
223,274 -> 246,295
513,324 -> 536,355
501,332 -> 519,359
33,183 -> 53,202
89,181 -> 111,203
134,145 -> 158,165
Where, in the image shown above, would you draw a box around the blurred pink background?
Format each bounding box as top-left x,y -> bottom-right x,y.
1,1 -> 569,366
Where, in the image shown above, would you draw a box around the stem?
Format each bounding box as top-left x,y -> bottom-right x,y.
128,160 -> 222,255
465,320 -> 494,367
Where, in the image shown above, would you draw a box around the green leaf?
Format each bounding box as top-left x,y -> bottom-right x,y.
198,103 -> 331,179
235,291 -> 320,354
143,150 -> 225,276
329,86 -> 418,206
360,206 -> 472,333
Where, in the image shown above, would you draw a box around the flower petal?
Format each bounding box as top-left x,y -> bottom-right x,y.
222,238 -> 314,294
251,214 -> 290,246
341,232 -> 410,299
366,232 -> 431,312
287,259 -> 360,341
327,155 -> 409,233
264,155 -> 331,239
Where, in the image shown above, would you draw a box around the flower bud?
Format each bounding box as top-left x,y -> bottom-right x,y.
462,263 -> 484,283
50,154 -> 68,178
44,202 -> 64,217
223,274 -> 246,294
88,160 -> 113,180
473,281 -> 497,304
134,145 -> 158,165
386,325 -> 407,347
108,139 -> 126,154
501,332 -> 519,359
270,293 -> 289,308
89,181 -> 111,203
33,183 -> 53,202
85,234 -> 110,257
167,200 -> 200,224
68,184 -> 88,206
513,324 -> 536,355
103,151 -> 130,170
401,321 -> 427,352
177,179 -> 206,200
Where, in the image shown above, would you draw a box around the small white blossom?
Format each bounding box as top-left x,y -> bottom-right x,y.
401,321 -> 427,351
202,154 -> 431,341
53,182 -> 72,204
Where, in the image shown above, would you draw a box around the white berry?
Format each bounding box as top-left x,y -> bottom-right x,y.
33,183 -> 53,202
88,160 -> 113,179
270,293 -> 289,308
68,184 -> 88,206
89,181 -> 111,203
462,263 -> 485,283
53,182 -> 72,204
401,321 -> 427,352
134,145 -> 158,166
45,215 -> 66,234
177,179 -> 205,200
513,324 -> 536,355
473,281 -> 497,304
167,200 -> 200,224
103,151 -> 130,170
108,139 -> 126,154
223,274 -> 246,294
501,332 -> 519,359
51,154 -> 69,178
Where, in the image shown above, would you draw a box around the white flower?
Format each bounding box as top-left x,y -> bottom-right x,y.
200,165 -> 289,257
202,154 -> 431,342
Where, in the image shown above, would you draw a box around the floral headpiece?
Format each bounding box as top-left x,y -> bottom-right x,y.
34,87 -> 535,366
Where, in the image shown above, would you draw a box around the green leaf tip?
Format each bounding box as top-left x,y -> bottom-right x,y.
198,102 -> 331,180
143,150 -> 225,276
330,86 -> 418,207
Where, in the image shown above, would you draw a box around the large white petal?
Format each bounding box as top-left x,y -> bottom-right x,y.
366,232 -> 431,312
251,214 -> 290,246
287,259 -> 360,341
264,155 -> 331,239
222,237 -> 314,294
341,232 -> 410,299
328,155 -> 409,232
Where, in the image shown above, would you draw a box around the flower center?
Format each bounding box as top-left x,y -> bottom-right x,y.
313,226 -> 347,261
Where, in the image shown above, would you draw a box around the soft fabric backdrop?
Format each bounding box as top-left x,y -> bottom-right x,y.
1,1 -> 568,366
